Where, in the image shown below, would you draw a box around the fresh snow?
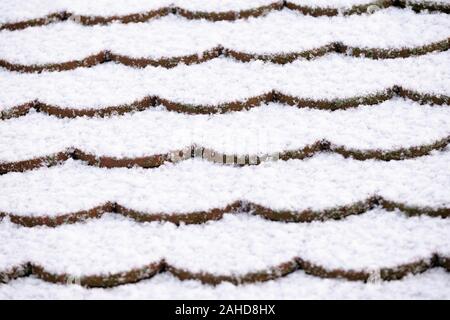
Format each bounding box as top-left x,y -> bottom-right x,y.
0,211 -> 449,275
0,152 -> 449,216
289,0 -> 384,7
0,1 -> 279,24
1,269 -> 449,299
0,0 -> 449,299
0,52 -> 449,110
290,0 -> 450,8
0,9 -> 449,64
1,99 -> 450,162
2,1 -> 448,25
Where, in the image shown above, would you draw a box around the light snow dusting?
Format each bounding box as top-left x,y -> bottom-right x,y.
0,0 -> 449,299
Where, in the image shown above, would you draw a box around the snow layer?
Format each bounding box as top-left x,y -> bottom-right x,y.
289,0 -> 385,7
1,269 -> 449,299
0,152 -> 449,215
173,0 -> 279,12
2,1 -> 448,25
407,0 -> 450,4
0,211 -> 449,275
290,0 -> 450,7
0,52 -> 449,110
1,100 -> 450,162
1,0 -> 449,301
0,9 -> 449,64
0,0 -> 279,24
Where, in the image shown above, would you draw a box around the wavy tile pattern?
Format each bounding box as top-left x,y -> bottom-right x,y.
1,41 -> 448,73
1,53 -> 448,118
1,137 -> 449,175
0,154 -> 449,222
0,1 -> 448,31
2,270 -> 449,299
2,100 -> 450,165
1,255 -> 449,287
1,88 -> 448,119
1,196 -> 449,227
0,212 -> 448,286
1,9 -> 449,68
1,0 -> 449,297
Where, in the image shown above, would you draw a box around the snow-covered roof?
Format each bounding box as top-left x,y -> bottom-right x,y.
0,0 -> 449,299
